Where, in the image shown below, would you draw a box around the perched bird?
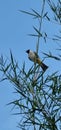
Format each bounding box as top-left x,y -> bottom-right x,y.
26,49 -> 48,72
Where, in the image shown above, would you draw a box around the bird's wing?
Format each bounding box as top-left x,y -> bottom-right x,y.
34,52 -> 39,59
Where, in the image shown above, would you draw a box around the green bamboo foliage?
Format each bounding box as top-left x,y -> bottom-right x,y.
0,50 -> 61,130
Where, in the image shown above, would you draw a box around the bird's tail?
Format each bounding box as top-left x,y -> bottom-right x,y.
37,59 -> 48,72
40,62 -> 48,72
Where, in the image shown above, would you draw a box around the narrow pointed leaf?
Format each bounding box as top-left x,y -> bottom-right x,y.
4,63 -> 11,73
31,9 -> 41,18
33,26 -> 42,36
42,52 -> 61,60
28,34 -> 39,37
19,10 -> 37,17
43,12 -> 48,18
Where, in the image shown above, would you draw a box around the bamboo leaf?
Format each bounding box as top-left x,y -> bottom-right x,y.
31,9 -> 41,18
19,10 -> 37,17
28,34 -> 39,37
43,12 -> 48,18
0,77 -> 7,82
42,52 -> 61,60
10,50 -> 14,66
4,63 -> 11,73
19,9 -> 41,19
33,26 -> 42,36
46,15 -> 50,21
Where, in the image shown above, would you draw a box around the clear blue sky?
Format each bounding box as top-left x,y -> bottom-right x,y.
0,0 -> 61,130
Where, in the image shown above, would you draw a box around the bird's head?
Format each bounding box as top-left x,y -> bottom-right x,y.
26,49 -> 30,54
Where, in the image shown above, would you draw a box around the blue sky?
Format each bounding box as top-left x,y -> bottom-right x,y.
0,0 -> 61,130
0,1 -> 42,130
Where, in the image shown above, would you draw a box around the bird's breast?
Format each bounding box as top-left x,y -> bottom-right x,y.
28,52 -> 36,62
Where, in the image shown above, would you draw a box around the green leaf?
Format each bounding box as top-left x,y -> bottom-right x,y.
31,9 -> 41,18
4,63 -> 11,73
33,26 -> 42,36
28,34 -> 39,37
0,77 -> 7,82
19,9 -> 41,19
46,15 -> 50,21
19,10 -> 37,17
26,65 -> 33,77
10,50 -> 14,66
43,12 -> 48,18
42,52 -> 61,60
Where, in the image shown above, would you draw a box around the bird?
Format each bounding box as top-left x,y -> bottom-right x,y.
26,49 -> 48,72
